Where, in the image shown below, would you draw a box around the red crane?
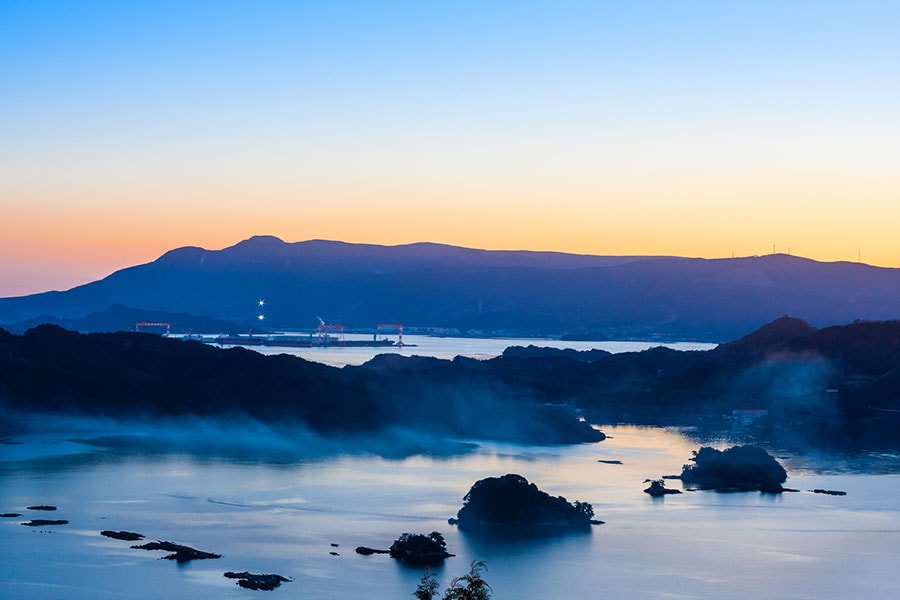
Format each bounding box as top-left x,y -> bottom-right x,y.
316,317 -> 345,344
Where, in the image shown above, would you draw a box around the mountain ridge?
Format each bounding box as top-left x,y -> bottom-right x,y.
1,236 -> 898,341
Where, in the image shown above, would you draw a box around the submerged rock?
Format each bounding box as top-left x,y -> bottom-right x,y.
101,530 -> 145,541
132,541 -> 221,562
224,572 -> 291,591
453,473 -> 596,536
22,519 -> 68,527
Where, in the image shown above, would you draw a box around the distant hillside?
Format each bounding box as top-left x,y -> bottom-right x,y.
1,318 -> 898,449
1,236 -> 899,340
2,304 -> 242,335
0,324 -> 601,445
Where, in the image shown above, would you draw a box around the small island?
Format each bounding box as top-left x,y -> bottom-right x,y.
131,540 -> 222,562
680,445 -> 788,492
643,479 -> 682,497
451,474 -> 596,536
355,532 -> 454,565
389,532 -> 454,565
224,571 -> 291,591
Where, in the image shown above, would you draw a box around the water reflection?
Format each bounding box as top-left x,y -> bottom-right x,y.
1,425 -> 898,599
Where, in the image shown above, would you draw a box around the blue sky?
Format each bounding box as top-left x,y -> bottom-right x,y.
1,1 -> 898,295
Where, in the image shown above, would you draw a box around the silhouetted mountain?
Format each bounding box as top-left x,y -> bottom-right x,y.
2,237 -> 899,340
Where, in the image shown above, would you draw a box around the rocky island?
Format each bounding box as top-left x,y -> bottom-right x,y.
680,445 -> 788,492
389,532 -> 454,565
643,479 -> 682,497
224,571 -> 292,591
131,540 -> 222,562
450,474 -> 597,536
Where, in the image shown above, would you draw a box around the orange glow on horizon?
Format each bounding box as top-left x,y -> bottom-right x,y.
3,165 -> 899,297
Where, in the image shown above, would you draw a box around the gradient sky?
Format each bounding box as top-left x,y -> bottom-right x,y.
2,0 -> 898,296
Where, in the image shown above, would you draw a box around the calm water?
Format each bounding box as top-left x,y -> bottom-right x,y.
2,337 -> 897,598
206,333 -> 717,366
1,424 -> 898,599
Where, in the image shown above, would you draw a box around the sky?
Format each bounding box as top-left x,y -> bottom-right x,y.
1,0 -> 898,297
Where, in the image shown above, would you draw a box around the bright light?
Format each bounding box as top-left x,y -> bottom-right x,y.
258,299 -> 265,307
258,314 -> 265,320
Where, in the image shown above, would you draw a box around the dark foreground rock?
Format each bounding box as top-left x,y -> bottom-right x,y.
389,532 -> 454,565
643,479 -> 682,497
453,473 -> 596,536
224,571 -> 291,591
132,541 -> 221,562
22,519 -> 68,526
680,446 -> 788,492
101,530 -> 145,541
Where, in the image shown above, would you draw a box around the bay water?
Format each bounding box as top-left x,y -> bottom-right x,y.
1,337 -> 897,599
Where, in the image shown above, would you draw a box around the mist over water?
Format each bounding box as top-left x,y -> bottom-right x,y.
2,336 -> 898,599
1,420 -> 898,600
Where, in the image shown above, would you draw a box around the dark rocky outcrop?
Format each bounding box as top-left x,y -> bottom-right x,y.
812,489 -> 847,496
131,541 -> 221,562
453,474 -> 595,536
680,446 -> 788,492
1,513 -> 23,518
26,505 -> 57,511
22,519 -> 68,526
224,571 -> 291,591
355,546 -> 390,556
101,530 -> 144,541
